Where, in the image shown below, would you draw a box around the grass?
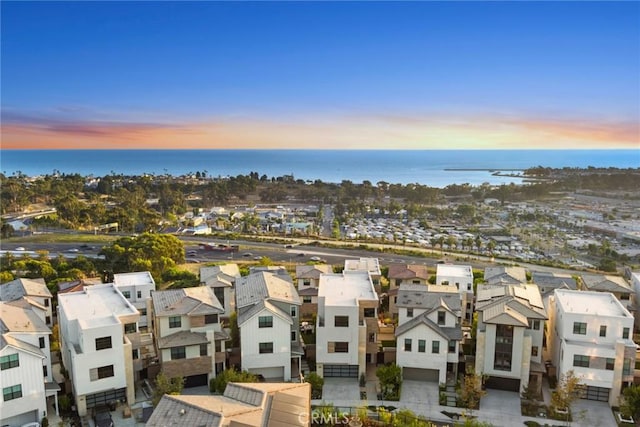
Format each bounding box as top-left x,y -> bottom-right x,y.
5,233 -> 118,244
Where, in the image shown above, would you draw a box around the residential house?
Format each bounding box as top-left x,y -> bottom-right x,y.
546,289 -> 636,406
316,270 -> 379,379
1,278 -> 53,327
150,287 -> 227,388
235,271 -> 302,381
147,382 -> 310,427
0,302 -> 58,426
484,266 -> 527,286
57,283 -> 140,416
113,271 -> 156,329
200,264 -> 241,319
436,264 -> 474,323
580,273 -> 634,313
394,284 -> 462,384
531,271 -> 577,296
344,257 -> 382,290
474,284 -> 547,394
629,271 -> 640,330
387,264 -> 429,319
295,264 -> 333,318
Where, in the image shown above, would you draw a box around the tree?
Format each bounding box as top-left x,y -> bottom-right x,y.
458,370 -> 486,414
376,363 -> 402,400
210,368 -> 258,394
228,311 -> 240,348
152,372 -> 184,406
550,370 -> 582,420
305,372 -> 324,399
620,384 -> 640,420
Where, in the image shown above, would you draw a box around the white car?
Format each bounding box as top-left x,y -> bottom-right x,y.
310,256 -> 322,261
15,247 -> 26,251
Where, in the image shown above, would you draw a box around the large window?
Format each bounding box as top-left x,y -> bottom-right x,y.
259,342 -> 274,354
334,316 -> 349,327
169,316 -> 181,328
364,308 -> 376,318
200,344 -> 208,357
303,296 -> 312,303
0,354 -> 19,370
404,338 -> 412,352
124,323 -> 137,334
623,327 -> 630,339
258,316 -> 273,328
573,322 -> 587,335
432,341 -> 440,354
448,340 -> 456,353
205,314 -> 218,325
171,347 -> 186,360
494,324 -> 513,371
95,336 -> 112,351
573,355 -> 589,368
418,339 -> 426,353
90,365 -> 115,381
334,342 -> 349,353
437,311 -> 446,325
606,358 -> 615,371
3,384 -> 22,401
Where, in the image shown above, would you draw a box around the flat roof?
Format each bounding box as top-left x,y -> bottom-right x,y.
318,271 -> 378,306
58,283 -> 139,323
436,264 -> 473,279
113,271 -> 155,287
554,289 -> 631,318
344,257 -> 381,276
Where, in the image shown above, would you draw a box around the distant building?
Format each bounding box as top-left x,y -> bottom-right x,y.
200,264 -> 241,319
531,271 -> 577,296
484,266 -> 527,286
580,273 -> 634,313
296,264 -> 333,318
1,278 -> 53,327
113,271 -> 156,329
387,264 -> 429,319
546,289 -> 636,406
316,270 -> 378,379
344,257 -> 382,290
436,264 -> 474,323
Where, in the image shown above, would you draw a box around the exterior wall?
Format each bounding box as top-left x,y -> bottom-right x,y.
436,274 -> 473,293
157,315 -> 189,338
397,307 -> 427,326
11,331 -> 53,383
118,283 -> 154,328
240,310 -> 292,381
317,305 -> 360,370
29,296 -> 53,326
476,323 -> 526,380
396,324 -> 448,384
0,347 -> 46,423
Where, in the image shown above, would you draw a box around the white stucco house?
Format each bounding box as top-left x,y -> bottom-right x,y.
394,284 -> 462,384
436,264 -> 474,323
0,301 -> 59,426
1,278 -> 53,327
316,270 -> 379,379
546,289 -> 637,406
200,264 -> 241,319
57,283 -> 140,417
474,283 -> 547,394
344,257 -> 382,289
235,271 -> 302,381
113,271 -> 156,329
150,287 -> 227,388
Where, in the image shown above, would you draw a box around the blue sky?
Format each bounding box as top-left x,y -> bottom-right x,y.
1,1 -> 638,149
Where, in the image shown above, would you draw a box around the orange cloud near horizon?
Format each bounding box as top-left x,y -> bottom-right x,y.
1,113 -> 638,150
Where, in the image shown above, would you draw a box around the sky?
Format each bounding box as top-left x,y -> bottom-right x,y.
1,1 -> 639,150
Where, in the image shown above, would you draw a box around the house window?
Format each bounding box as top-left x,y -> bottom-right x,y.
531,346 -> 539,357
437,311 -> 446,325
531,320 -> 540,330
334,342 -> 349,353
3,384 -> 22,401
259,342 -> 274,354
494,324 -> 514,371
258,316 -> 273,328
171,347 -> 186,360
335,316 -> 349,327
292,331 -> 297,342
215,340 -> 222,353
213,287 -> 225,308
303,296 -> 312,303
623,327 -> 630,339
624,359 -> 632,375
0,354 -> 19,370
600,325 -> 607,337
395,279 -> 401,287
44,299 -> 50,307
139,308 -> 147,316
200,344 -> 208,356
290,306 -> 297,318
303,279 -> 311,287
448,341 -> 456,353
95,336 -> 112,351
369,333 -> 376,343
169,316 -> 181,328
90,365 -> 114,381
573,355 -> 589,368
606,358 -> 615,370
404,338 -> 412,352
418,339 -> 426,353
43,365 -> 48,377
122,291 -> 131,299
39,336 -> 46,348
412,280 -> 420,284
364,308 -> 376,318
573,322 -> 587,335
46,316 -> 51,324
432,341 -> 440,354
124,323 -> 137,334
137,290 -> 142,299
132,349 -> 139,360
205,314 -> 218,324
407,308 -> 414,318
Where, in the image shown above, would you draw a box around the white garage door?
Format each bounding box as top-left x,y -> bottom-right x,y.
402,367 -> 439,382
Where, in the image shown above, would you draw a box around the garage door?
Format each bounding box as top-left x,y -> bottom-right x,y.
249,366 -> 285,380
86,387 -> 127,409
323,364 -> 359,378
402,367 -> 439,382
184,373 -> 208,388
484,376 -> 520,392
581,386 -> 609,402
1,409 -> 39,426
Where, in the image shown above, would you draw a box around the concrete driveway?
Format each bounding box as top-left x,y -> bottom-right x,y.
571,399 -> 617,427
322,378 -> 360,402
400,380 -> 439,405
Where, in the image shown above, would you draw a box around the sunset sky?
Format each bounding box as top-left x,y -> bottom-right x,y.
1,1 -> 639,150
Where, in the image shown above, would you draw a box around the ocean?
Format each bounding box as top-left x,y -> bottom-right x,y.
1,149 -> 638,188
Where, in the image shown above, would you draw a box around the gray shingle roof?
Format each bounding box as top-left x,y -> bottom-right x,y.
0,278 -> 52,300
476,284 -> 547,325
580,273 -> 632,294
484,267 -> 527,285
237,300 -> 293,327
157,330 -> 208,349
295,264 -> 333,280
236,272 -> 300,309
395,313 -> 462,341
396,284 -> 461,313
531,271 -> 577,290
152,287 -> 223,317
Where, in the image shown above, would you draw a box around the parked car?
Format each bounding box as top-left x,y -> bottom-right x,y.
93,406 -> 114,427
